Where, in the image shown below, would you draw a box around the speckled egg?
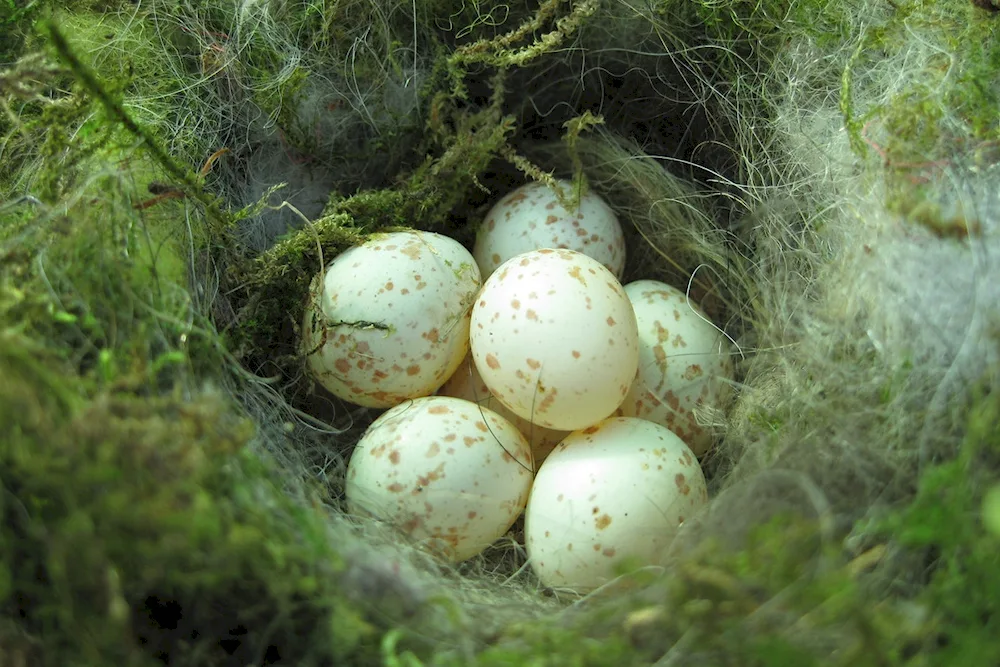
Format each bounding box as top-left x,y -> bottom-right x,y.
473,180 -> 626,280
524,416 -> 707,592
438,353 -> 570,468
618,280 -> 734,456
301,231 -> 481,408
345,396 -> 534,562
469,248 -> 639,432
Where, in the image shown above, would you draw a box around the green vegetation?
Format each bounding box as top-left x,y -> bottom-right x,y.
1,0 -> 998,664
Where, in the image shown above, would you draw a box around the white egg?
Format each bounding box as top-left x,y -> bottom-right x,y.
524,417 -> 707,592
470,249 -> 639,432
301,230 -> 481,408
438,353 -> 570,468
473,180 -> 626,280
618,280 -> 734,456
345,396 -> 534,562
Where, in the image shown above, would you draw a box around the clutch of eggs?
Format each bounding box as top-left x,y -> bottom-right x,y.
304,181 -> 733,583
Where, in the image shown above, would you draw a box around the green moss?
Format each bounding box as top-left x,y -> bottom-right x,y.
0,342 -> 384,664
877,391 -> 1000,664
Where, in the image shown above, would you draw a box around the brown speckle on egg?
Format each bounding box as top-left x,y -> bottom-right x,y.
568,265 -> 587,287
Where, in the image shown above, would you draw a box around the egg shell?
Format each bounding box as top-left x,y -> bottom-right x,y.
301,230 -> 481,408
346,396 -> 534,562
618,280 -> 734,456
473,180 -> 626,280
524,416 -> 707,592
438,353 -> 570,467
470,248 -> 639,431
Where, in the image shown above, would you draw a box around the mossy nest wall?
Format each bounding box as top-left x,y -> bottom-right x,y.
2,0 -> 999,665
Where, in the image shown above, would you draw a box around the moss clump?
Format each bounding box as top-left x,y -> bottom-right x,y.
877,391 -> 1000,664
0,335 -> 387,665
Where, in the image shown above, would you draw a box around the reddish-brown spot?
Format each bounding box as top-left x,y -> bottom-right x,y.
595,514 -> 612,530
606,316 -> 616,326
463,436 -> 476,447
576,227 -> 587,237
684,364 -> 704,381
545,215 -> 559,225
406,365 -> 421,376
444,433 -> 457,441
417,463 -> 446,487
422,328 -> 440,343
572,350 -> 581,358
387,483 -> 404,493
400,244 -> 421,260
492,253 -> 501,265
475,421 -> 489,433
537,387 -> 557,414
526,358 -> 541,370
334,358 -> 350,373
468,511 -> 478,520
487,218 -> 496,231
389,450 -> 401,465
486,354 -> 501,370
526,309 -> 539,321
511,299 -> 521,310
593,544 -> 602,552
675,473 -> 691,495
602,547 -> 617,558
385,281 -> 394,290
426,443 -> 441,458
401,288 -> 410,295
356,341 -> 370,354
568,265 -> 587,287
519,257 -> 531,266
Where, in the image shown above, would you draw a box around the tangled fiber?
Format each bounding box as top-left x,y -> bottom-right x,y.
1,0 -> 998,664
